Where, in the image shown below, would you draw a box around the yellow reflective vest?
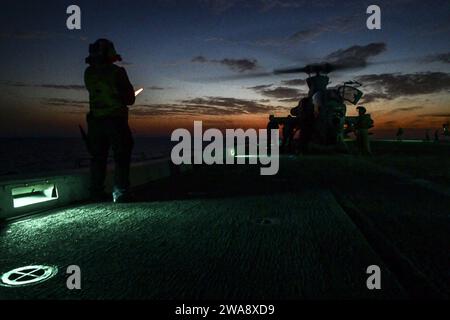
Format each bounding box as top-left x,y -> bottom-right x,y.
84,64 -> 135,118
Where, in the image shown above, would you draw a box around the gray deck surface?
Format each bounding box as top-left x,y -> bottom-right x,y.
0,151 -> 449,299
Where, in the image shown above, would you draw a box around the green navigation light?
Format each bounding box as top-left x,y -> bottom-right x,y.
12,182 -> 59,208
0,265 -> 58,287
234,155 -> 260,158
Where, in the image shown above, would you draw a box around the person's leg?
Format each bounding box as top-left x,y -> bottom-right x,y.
267,132 -> 272,156
288,131 -> 295,153
286,135 -> 292,153
356,131 -> 363,155
336,131 -> 348,153
110,118 -> 134,201
280,129 -> 287,153
299,126 -> 311,154
362,130 -> 372,155
88,118 -> 110,199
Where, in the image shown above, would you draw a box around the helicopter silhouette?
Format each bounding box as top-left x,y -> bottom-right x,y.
201,58 -> 369,151
267,62 -> 365,150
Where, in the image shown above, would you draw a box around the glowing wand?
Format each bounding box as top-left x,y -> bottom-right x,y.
134,88 -> 144,97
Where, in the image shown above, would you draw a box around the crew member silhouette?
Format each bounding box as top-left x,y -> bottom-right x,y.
354,106 -> 373,155
84,39 -> 135,203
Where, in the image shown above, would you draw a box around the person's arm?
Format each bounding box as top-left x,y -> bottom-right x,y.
116,67 -> 136,106
84,67 -> 91,93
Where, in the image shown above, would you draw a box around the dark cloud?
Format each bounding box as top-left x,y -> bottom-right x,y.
40,84 -> 86,90
359,94 -> 377,104
288,28 -> 325,43
147,86 -> 166,90
383,120 -> 399,127
421,113 -> 450,118
0,31 -> 87,41
181,97 -> 275,114
220,58 -> 259,72
197,0 -> 241,13
259,0 -> 307,11
259,87 -> 302,99
249,85 -> 305,101
192,56 -> 260,72
424,52 -> 450,64
192,56 -> 208,63
1,81 -> 28,87
281,79 -> 306,86
246,84 -> 273,90
277,97 -> 303,103
360,93 -> 390,104
131,104 -> 191,117
2,81 -> 85,91
357,72 -> 450,102
388,106 -> 423,114
197,0 -> 308,13
326,42 -> 387,69
117,61 -> 133,66
214,15 -> 359,47
131,96 -> 286,116
43,98 -> 88,110
289,16 -> 357,43
0,31 -> 52,40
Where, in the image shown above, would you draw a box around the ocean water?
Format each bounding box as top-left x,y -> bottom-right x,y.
0,137 -> 173,176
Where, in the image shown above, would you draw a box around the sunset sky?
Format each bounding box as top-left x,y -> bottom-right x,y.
0,0 -> 449,138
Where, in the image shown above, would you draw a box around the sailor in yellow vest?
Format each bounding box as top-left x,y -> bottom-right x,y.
354,106 -> 374,155
84,39 -> 136,203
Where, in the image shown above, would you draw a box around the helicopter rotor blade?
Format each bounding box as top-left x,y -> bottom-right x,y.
274,62 -> 337,75
199,61 -> 365,82
273,67 -> 307,75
